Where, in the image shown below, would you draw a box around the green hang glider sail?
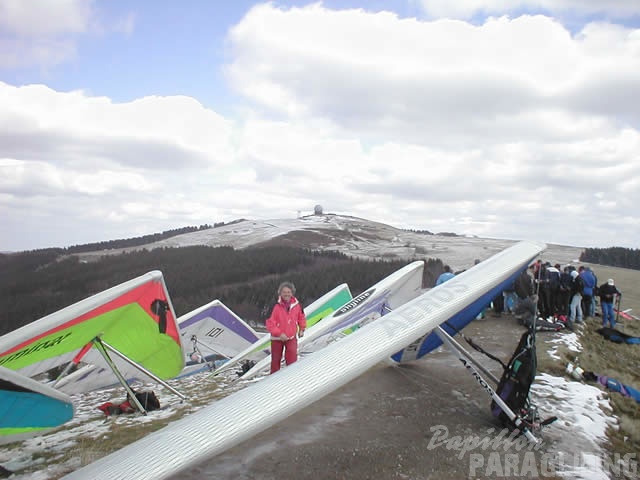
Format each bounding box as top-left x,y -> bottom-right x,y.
0,271 -> 185,387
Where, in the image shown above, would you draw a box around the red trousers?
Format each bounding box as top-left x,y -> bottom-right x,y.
270,338 -> 298,373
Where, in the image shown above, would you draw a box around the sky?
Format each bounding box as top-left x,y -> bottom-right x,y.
1,0 -> 639,252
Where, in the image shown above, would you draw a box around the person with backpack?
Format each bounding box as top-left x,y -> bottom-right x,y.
598,278 -> 621,328
568,270 -> 584,330
266,281 -> 306,374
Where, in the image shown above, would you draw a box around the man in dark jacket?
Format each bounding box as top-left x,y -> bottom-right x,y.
599,278 -> 621,328
515,266 -> 534,300
557,266 -> 573,316
546,264 -> 561,315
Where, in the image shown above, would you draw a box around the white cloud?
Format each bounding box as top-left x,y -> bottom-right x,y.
0,83 -> 234,169
416,0 -> 640,20
226,6 -> 640,149
0,0 -> 91,37
0,0 -> 135,69
0,4 -> 639,251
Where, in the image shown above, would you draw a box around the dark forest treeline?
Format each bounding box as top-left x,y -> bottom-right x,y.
15,220 -> 248,255
64,225 -> 213,253
0,246 -> 443,335
401,229 -> 460,237
580,247 -> 640,270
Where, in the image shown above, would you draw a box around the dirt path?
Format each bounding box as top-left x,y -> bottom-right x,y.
178,315 -> 567,479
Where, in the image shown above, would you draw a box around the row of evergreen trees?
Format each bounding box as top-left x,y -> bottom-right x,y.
0,245 -> 443,335
13,221 -> 250,255
64,224 -> 216,253
580,247 -> 640,270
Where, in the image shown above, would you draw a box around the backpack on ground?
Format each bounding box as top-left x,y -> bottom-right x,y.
237,360 -> 256,377
133,390 -> 161,411
491,329 -> 537,426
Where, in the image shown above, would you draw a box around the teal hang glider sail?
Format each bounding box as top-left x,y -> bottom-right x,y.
0,365 -> 74,445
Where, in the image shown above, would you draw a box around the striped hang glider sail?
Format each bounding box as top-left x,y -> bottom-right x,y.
0,271 -> 185,396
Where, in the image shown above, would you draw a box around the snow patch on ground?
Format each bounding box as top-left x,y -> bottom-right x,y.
0,370 -> 242,479
532,329 -> 618,480
544,329 -> 583,360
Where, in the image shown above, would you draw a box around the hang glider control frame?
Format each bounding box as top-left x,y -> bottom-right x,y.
434,325 -> 555,444
55,336 -> 186,414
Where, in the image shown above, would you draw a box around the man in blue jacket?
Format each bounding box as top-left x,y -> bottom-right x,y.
436,265 -> 455,285
580,266 -> 597,318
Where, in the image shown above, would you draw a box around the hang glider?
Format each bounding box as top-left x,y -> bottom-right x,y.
53,298 -> 263,393
0,271 -> 185,400
60,241 -> 546,480
210,283 -> 353,377
180,299 -> 262,360
0,365 -> 74,445
238,261 -> 425,381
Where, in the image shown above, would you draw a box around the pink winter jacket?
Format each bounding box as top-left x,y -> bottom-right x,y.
266,296 -> 306,340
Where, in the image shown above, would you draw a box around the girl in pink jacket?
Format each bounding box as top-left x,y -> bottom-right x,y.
266,282 -> 306,373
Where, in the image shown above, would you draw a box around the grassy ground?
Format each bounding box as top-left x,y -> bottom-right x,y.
537,262 -> 640,462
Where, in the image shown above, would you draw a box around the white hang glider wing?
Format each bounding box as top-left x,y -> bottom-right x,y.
62,241 -> 545,480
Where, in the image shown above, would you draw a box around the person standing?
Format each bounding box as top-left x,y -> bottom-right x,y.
535,262 -> 551,319
580,266 -> 597,318
599,279 -> 622,328
502,280 -> 518,314
568,270 -> 584,331
589,267 -> 599,318
557,266 -> 573,316
436,265 -> 455,285
515,265 -> 535,303
546,264 -> 562,315
266,282 -> 306,374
